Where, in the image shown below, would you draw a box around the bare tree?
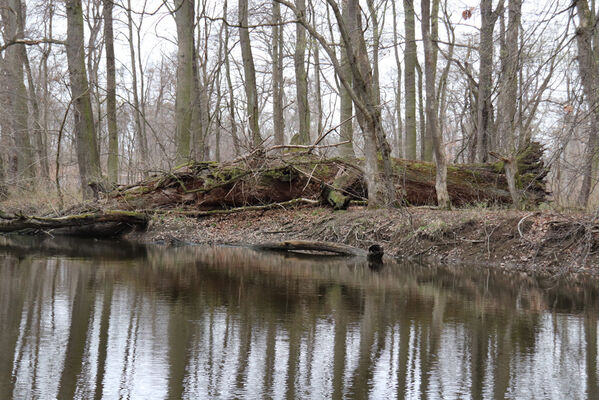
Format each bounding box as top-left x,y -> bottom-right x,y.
292,0 -> 310,144
574,0 -> 599,208
422,0 -> 449,208
103,0 -> 118,182
239,0 -> 262,147
65,0 -> 103,199
404,0 -> 417,160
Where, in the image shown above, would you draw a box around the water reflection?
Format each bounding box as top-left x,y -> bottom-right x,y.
0,237 -> 598,399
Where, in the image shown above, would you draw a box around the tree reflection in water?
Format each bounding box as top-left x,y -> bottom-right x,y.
0,236 -> 597,399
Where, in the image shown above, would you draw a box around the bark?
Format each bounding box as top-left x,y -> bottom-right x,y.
103,0 -> 118,183
111,143 -> 547,210
422,0 -> 449,208
392,0 -> 403,157
272,0 -> 285,146
476,0 -> 503,162
344,0 -> 396,207
403,0 -> 417,159
174,0 -> 195,162
20,25 -> 49,179
338,0 -> 354,157
575,0 -> 599,208
366,0 -> 381,106
313,35 -> 323,138
416,62 -> 428,160
254,240 -> 370,256
496,0 -> 521,208
223,0 -> 241,156
127,0 -> 149,173
293,0 -> 310,145
4,0 -> 35,182
65,0 -> 103,199
0,211 -> 148,237
239,0 -> 262,147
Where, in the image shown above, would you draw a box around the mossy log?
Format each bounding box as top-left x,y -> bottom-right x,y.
0,211 -> 148,238
108,142 -> 547,210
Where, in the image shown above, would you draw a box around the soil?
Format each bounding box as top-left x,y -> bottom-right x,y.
132,205 -> 599,277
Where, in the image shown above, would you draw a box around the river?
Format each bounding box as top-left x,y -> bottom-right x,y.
0,236 -> 597,399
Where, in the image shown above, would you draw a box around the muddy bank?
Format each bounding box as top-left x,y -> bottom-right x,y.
132,206 -> 599,277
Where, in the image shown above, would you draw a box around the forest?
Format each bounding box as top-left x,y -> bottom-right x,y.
0,0 -> 596,211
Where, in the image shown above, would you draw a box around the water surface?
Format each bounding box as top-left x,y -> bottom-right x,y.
0,236 -> 598,399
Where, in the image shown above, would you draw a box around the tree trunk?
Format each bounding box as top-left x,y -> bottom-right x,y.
127,0 -> 149,174
575,0 -> 599,208
338,0 -> 354,157
392,0 -> 403,157
223,0 -> 241,156
174,0 -> 195,162
293,0 -> 310,145
20,24 -> 49,179
496,0 -> 521,208
4,0 -> 35,182
422,0 -> 449,208
345,0 -> 395,207
65,0 -> 103,199
403,0 -> 417,160
313,35 -> 323,138
239,0 -> 262,147
476,0 -> 501,162
103,0 -> 119,183
272,0 -> 285,146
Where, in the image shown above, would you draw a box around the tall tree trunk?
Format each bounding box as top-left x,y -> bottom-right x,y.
313,35 -> 323,138
403,0 -> 417,160
65,0 -> 102,199
366,0 -> 381,106
416,62 -> 429,160
239,0 -> 262,147
272,0 -> 285,146
344,0 -> 395,206
422,0 -> 449,208
174,0 -> 195,162
392,0 -> 403,157
127,0 -> 149,174
575,0 -> 599,208
4,0 -> 35,182
103,0 -> 118,183
293,0 -> 310,144
223,0 -> 241,155
496,0 -> 521,208
338,0 -> 354,157
41,1 -> 54,181
19,2 -> 48,181
476,0 -> 502,162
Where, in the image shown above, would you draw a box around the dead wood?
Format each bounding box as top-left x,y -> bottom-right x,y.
0,211 -> 148,238
253,240 -> 370,256
106,141 -> 547,210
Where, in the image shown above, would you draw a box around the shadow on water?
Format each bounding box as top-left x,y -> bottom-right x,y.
0,237 -> 598,399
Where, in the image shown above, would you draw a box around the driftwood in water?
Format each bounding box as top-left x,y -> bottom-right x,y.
0,211 -> 148,238
253,240 -> 370,257
108,142 -> 547,210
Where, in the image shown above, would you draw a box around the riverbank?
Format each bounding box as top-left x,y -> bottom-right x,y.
132,206 -> 599,277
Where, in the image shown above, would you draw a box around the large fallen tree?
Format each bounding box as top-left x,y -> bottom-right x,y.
108,142 -> 548,211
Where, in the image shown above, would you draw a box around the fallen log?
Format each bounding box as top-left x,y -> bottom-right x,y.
0,211 -> 148,238
253,240 -> 370,257
107,141 -> 547,210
